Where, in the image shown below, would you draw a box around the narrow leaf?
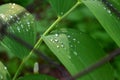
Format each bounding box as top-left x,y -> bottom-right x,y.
81,0 -> 120,46
0,3 -> 36,59
42,28 -> 114,80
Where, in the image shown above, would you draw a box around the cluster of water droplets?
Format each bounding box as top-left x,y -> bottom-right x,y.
50,33 -> 65,49
101,0 -> 120,19
0,3 -> 34,34
67,33 -> 80,57
49,32 -> 81,59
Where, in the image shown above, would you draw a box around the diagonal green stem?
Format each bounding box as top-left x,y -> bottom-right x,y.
12,1 -> 81,80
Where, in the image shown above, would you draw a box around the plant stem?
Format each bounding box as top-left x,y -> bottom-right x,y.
12,1 -> 81,80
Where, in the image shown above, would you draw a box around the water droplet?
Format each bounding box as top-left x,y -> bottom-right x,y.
73,38 -> 76,41
73,51 -> 78,56
13,3 -> 15,6
107,9 -> 111,14
25,13 -> 30,16
26,29 -> 29,32
21,24 -> 24,28
50,38 -> 53,42
67,35 -> 71,38
0,14 -> 5,18
68,55 -> 71,59
70,45 -> 73,48
27,22 -> 30,25
61,44 -> 64,48
4,67 -> 7,70
55,39 -> 59,42
17,27 -> 20,32
57,45 -> 60,48
55,34 -> 59,37
0,75 -> 3,79
77,41 -> 80,43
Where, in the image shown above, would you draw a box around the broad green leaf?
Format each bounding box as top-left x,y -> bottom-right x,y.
81,0 -> 120,46
48,0 -> 76,16
17,74 -> 56,80
0,61 -> 11,80
42,28 -> 114,80
0,3 -> 36,59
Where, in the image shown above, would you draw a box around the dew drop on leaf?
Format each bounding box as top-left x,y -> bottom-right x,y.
57,45 -> 60,48
73,51 -> 78,56
0,75 -> 3,80
4,67 -> 7,70
67,35 -> 71,38
55,33 -> 59,37
54,39 -> 59,42
68,55 -> 71,59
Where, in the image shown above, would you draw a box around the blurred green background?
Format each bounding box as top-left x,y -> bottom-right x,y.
0,0 -> 119,79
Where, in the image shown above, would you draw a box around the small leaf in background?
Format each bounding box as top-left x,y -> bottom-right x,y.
0,61 -> 11,80
42,28 -> 114,80
47,0 -> 76,16
81,0 -> 120,46
0,3 -> 36,59
17,74 -> 56,80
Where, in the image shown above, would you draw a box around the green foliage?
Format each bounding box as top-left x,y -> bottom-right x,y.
0,3 -> 36,59
42,28 -> 113,80
0,61 -> 11,80
82,0 -> 120,46
0,0 -> 120,80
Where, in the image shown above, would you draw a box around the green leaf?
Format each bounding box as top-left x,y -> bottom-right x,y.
81,0 -> 120,46
17,74 -> 56,80
47,0 -> 76,16
0,61 -> 11,80
0,3 -> 36,59
42,28 -> 114,80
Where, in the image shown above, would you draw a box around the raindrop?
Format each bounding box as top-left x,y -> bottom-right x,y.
68,55 -> 71,59
0,75 -> 3,80
73,51 -> 78,56
10,16 -> 13,19
57,45 -> 60,48
67,35 -> 70,38
12,6 -> 14,9
0,14 -> 5,18
26,29 -> 29,32
77,41 -> 80,43
70,45 -> 73,48
103,7 -> 107,10
55,39 -> 59,42
73,38 -> 76,41
50,38 -> 53,42
17,27 -> 20,32
21,24 -> 24,28
27,22 -> 30,25
12,3 -> 15,6
55,34 -> 59,37
107,9 -> 111,14
25,13 -> 30,16
4,67 -> 7,70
